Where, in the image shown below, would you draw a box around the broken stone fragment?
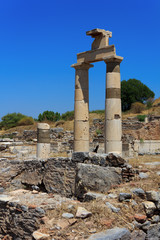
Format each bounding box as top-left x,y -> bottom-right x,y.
119,193 -> 132,202
84,191 -> 107,201
142,201 -> 156,217
146,223 -> 160,239
32,231 -> 50,240
146,190 -> 159,202
105,202 -> 120,213
62,212 -> 74,219
88,227 -> 131,240
134,214 -> 147,223
76,207 -> 92,219
130,230 -> 146,240
139,172 -> 149,179
131,188 -> 145,199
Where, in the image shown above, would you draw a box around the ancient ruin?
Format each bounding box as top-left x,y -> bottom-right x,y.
0,29 -> 160,240
37,123 -> 50,160
72,28 -> 123,155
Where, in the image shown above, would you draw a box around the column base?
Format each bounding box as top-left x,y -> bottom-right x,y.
105,141 -> 122,156
74,140 -> 89,152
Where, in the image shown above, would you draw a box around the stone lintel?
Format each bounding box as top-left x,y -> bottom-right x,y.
77,45 -> 115,63
104,55 -> 123,63
71,62 -> 93,70
86,28 -> 112,38
86,29 -> 112,50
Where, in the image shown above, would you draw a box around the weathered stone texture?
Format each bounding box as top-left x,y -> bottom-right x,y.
75,163 -> 122,199
43,158 -> 76,197
0,199 -> 45,239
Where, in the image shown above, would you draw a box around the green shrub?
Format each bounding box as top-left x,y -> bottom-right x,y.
96,129 -> 102,135
18,117 -> 34,126
38,111 -> 61,122
61,111 -> 74,121
131,102 -> 145,113
137,115 -> 146,122
0,113 -> 26,129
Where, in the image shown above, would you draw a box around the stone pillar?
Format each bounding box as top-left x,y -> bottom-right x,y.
71,62 -> 93,152
104,56 -> 123,155
37,123 -> 50,159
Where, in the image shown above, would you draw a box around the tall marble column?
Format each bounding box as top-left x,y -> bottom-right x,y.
37,123 -> 50,159
72,62 -> 93,152
104,56 -> 123,155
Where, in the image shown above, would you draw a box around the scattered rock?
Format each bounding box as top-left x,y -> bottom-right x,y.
76,207 -> 92,219
105,202 -> 120,213
134,214 -> 147,223
151,215 -> 160,223
84,192 -> 106,201
88,227 -> 131,240
131,188 -> 145,199
32,231 -> 50,240
141,220 -> 151,231
131,230 -> 146,240
146,223 -> 160,240
142,201 -> 156,216
146,190 -> 159,202
139,172 -> 149,179
57,219 -> 70,229
107,193 -> 118,199
119,193 -> 132,202
131,200 -> 138,206
62,212 -> 74,219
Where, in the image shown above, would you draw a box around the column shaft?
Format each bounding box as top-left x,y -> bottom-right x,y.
72,62 -> 93,152
37,123 -> 50,159
104,57 -> 123,155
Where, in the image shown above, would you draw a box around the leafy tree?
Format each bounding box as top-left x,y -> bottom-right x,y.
0,113 -> 26,129
38,111 -> 61,122
121,79 -> 155,111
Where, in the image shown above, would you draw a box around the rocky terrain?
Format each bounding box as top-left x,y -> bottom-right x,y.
0,111 -> 160,239
0,153 -> 160,239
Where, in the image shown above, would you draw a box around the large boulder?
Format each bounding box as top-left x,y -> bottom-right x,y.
75,163 -> 122,200
88,227 -> 131,240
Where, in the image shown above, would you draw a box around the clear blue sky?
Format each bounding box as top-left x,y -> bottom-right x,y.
0,0 -> 159,119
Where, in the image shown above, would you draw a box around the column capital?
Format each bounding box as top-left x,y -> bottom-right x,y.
103,54 -> 123,64
71,62 -> 94,70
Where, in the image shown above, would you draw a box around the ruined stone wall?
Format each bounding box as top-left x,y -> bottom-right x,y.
0,153 -> 135,199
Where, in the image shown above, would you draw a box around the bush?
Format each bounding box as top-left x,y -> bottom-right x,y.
131,102 -> 145,113
38,111 -> 61,122
18,117 -> 34,126
0,113 -> 26,129
137,115 -> 146,122
96,129 -> 102,135
61,111 -> 74,121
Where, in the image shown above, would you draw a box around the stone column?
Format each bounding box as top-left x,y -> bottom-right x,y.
71,62 -> 93,152
104,56 -> 123,155
37,123 -> 50,159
